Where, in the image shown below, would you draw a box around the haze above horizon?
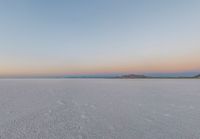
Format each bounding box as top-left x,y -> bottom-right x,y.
0,0 -> 200,77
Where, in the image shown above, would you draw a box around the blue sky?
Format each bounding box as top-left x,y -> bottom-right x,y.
0,0 -> 200,77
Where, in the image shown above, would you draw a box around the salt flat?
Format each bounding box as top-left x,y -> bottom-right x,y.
0,79 -> 199,139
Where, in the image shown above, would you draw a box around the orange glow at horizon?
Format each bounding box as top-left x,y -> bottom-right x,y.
0,58 -> 199,76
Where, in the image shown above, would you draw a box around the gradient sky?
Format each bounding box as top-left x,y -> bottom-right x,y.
0,0 -> 200,77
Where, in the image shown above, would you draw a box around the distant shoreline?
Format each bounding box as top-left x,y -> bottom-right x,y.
64,74 -> 200,79
0,77 -> 199,79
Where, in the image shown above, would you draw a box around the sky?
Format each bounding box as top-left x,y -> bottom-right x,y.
0,0 -> 200,77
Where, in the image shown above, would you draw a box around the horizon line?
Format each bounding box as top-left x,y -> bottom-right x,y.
0,72 -> 199,79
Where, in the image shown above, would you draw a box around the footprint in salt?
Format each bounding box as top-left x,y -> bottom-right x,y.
80,114 -> 90,122
7,110 -> 14,115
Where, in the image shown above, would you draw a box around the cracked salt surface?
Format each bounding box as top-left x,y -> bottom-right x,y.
0,79 -> 199,139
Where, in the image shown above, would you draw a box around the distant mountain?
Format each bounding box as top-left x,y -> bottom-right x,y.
116,74 -> 200,79
118,74 -> 148,79
194,74 -> 200,78
64,73 -> 200,79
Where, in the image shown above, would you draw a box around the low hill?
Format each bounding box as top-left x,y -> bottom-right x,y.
117,74 -> 200,79
118,74 -> 148,79
194,74 -> 200,78
65,74 -> 200,79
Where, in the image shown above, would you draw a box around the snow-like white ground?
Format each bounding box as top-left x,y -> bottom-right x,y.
0,79 -> 199,139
